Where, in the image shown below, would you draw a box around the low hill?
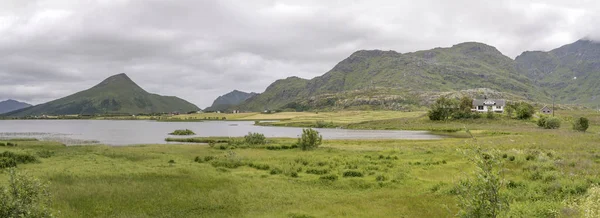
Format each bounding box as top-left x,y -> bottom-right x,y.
204,90 -> 258,112
0,99 -> 32,114
238,42 -> 547,111
3,73 -> 199,117
516,39 -> 600,106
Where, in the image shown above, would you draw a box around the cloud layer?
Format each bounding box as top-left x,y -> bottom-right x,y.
1,0 -> 599,107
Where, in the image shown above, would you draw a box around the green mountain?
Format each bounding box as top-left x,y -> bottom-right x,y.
204,90 -> 258,112
516,39 -> 600,106
3,73 -> 199,116
0,99 -> 31,114
239,42 -> 547,111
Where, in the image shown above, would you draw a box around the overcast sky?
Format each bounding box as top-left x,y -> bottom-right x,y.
1,0 -> 599,107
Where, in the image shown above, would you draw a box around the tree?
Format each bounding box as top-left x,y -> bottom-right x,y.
428,96 -> 458,121
504,103 -> 515,119
0,168 -> 54,218
297,128 -> 322,150
515,102 -> 534,120
573,117 -> 589,132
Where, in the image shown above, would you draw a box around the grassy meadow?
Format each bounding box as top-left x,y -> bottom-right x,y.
1,109 -> 600,217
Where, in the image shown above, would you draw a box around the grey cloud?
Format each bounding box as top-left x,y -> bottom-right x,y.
1,0 -> 600,107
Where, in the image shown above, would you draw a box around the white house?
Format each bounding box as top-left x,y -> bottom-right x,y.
472,98 -> 505,113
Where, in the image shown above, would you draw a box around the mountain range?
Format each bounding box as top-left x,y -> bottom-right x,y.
215,39 -> 600,111
3,74 -> 199,117
204,90 -> 258,112
0,100 -> 31,114
3,39 -> 600,116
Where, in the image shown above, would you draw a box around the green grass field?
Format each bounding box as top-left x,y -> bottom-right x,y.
2,109 -> 600,217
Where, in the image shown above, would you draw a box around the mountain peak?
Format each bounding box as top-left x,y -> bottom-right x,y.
0,99 -> 32,114
92,73 -> 145,92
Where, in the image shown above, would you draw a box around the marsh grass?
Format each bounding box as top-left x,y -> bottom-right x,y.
1,114 -> 600,217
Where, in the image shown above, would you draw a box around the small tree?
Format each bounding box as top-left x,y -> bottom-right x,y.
298,128 -> 322,151
515,102 -> 534,120
456,130 -> 507,218
428,96 -> 458,121
573,117 -> 589,132
504,103 -> 515,119
0,168 -> 54,217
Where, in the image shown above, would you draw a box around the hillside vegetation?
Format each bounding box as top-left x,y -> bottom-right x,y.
3,74 -> 199,117
237,42 -> 549,111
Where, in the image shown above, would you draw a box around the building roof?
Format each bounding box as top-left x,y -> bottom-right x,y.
540,106 -> 551,111
472,99 -> 506,107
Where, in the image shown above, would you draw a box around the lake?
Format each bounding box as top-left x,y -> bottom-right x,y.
0,120 -> 441,145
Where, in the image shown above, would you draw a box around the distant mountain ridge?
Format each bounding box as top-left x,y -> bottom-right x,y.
516,39 -> 600,105
204,90 -> 258,111
3,73 -> 199,117
0,99 -> 31,114
236,41 -> 548,111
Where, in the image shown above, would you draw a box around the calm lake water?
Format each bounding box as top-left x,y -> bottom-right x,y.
0,120 -> 441,145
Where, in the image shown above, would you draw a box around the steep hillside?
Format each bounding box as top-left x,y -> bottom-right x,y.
237,77 -> 309,111
3,74 -> 199,116
0,99 -> 31,114
516,39 -> 600,105
204,90 -> 258,111
239,42 -> 546,111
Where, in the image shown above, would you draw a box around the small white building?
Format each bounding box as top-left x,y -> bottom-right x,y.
540,106 -> 552,114
472,98 -> 505,113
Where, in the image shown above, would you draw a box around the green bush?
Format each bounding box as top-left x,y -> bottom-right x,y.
515,102 -> 534,119
572,117 -> 589,132
456,147 -> 507,218
36,150 -> 54,158
244,132 -> 266,145
0,142 -> 5,146
544,117 -> 561,129
169,129 -> 196,135
297,128 -> 322,151
486,110 -> 495,119
537,116 -> 548,128
305,168 -> 329,175
0,169 -> 54,217
342,171 -> 363,177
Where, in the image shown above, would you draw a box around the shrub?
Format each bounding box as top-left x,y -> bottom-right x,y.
456,141 -> 508,217
169,129 -> 196,135
486,110 -> 495,119
168,160 -> 175,164
270,168 -> 282,175
6,142 -> 16,147
537,116 -> 548,128
36,150 -> 54,158
573,117 -> 589,132
305,168 -> 329,175
376,175 -> 388,182
342,171 -> 363,177
544,117 -> 561,129
297,128 -> 323,151
0,142 -> 5,146
244,132 -> 266,145
0,169 -> 54,217
248,163 -> 270,170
